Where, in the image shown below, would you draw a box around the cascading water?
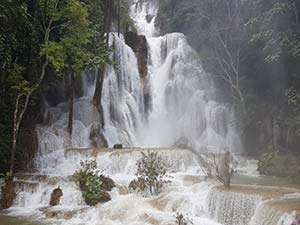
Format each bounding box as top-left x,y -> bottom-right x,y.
128,0 -> 241,152
36,0 -> 241,153
207,187 -> 261,225
2,1 -> 299,225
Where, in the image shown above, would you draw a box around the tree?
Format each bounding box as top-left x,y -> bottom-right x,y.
208,0 -> 247,114
207,151 -> 237,188
40,0 -> 92,135
129,151 -> 169,195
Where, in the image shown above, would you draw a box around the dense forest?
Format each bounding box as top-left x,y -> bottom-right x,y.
157,0 -> 300,155
0,0 -> 300,224
0,0 -> 133,174
1,0 -> 300,174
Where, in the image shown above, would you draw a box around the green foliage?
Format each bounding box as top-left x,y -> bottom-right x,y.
0,0 -> 117,173
130,151 -> 169,195
0,172 -> 13,181
40,0 -> 92,76
258,151 -> 300,179
7,64 -> 33,95
74,160 -> 111,206
246,0 -> 295,63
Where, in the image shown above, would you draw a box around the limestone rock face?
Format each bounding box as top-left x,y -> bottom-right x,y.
0,181 -> 16,209
18,127 -> 38,170
124,31 -> 148,79
124,31 -> 152,117
49,187 -> 63,206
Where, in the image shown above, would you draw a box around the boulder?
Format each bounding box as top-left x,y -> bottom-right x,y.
99,175 -> 116,191
113,144 -> 123,149
0,181 -> 16,209
90,123 -> 108,148
49,187 -> 63,206
85,190 -> 111,206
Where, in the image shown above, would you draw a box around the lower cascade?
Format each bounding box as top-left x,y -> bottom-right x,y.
1,0 -> 299,225
207,187 -> 261,225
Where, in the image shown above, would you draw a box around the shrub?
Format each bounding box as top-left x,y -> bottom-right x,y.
175,212 -> 193,225
129,151 -> 169,195
207,151 -> 237,188
258,151 -> 300,179
74,160 -> 112,206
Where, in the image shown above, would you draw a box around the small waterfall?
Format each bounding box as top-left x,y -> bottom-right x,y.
12,176 -> 84,209
207,187 -> 261,225
249,202 -> 285,225
34,148 -> 202,177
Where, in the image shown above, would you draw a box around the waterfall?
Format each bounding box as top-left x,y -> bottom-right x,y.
207,187 -> 261,225
101,34 -> 144,147
34,0 -> 241,154
129,0 -> 241,152
4,1 -> 298,225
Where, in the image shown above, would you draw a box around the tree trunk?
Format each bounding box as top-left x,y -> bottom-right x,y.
68,73 -> 75,135
105,0 -> 113,44
93,68 -> 105,127
117,0 -> 120,36
10,94 -> 20,177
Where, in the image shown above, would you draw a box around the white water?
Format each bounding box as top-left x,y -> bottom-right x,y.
36,0 -> 241,153
3,1 -> 299,225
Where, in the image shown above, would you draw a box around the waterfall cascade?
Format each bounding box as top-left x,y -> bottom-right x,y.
1,0 -> 299,225
36,0 -> 241,153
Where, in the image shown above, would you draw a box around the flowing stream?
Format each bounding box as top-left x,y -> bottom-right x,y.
1,0 -> 299,225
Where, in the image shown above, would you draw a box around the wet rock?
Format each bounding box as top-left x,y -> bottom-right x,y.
98,191 -> 111,203
292,213 -> 300,225
99,175 -> 116,191
124,31 -> 148,79
42,207 -> 89,220
113,144 -> 123,149
44,210 -> 73,220
173,136 -> 191,149
18,127 -> 38,171
90,123 -> 108,148
0,181 -> 16,209
85,190 -> 111,205
49,187 -> 63,206
145,14 -> 154,23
